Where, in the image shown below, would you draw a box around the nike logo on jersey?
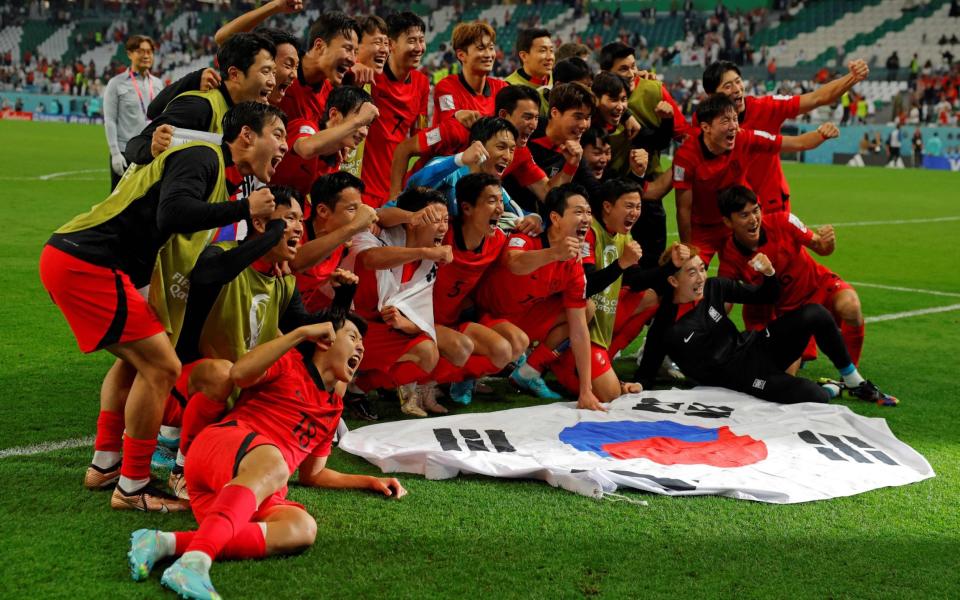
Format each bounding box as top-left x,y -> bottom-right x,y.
684,332 -> 695,343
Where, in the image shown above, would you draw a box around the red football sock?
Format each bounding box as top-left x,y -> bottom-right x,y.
161,395 -> 183,428
526,343 -> 560,374
181,392 -> 226,456
430,358 -> 462,385
94,410 -> 124,453
463,355 -> 499,379
218,523 -> 267,560
120,434 -> 156,481
186,485 -> 258,560
174,531 -> 196,555
388,362 -> 430,386
840,322 -> 865,367
608,305 -> 658,358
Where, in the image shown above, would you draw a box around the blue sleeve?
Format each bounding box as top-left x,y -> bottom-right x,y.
406,155 -> 460,189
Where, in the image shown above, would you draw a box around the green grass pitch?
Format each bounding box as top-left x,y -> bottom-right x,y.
0,120 -> 958,598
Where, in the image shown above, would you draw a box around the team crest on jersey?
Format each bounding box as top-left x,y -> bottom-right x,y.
439,95 -> 456,111
508,237 -> 527,248
425,128 -> 442,147
708,306 -> 722,322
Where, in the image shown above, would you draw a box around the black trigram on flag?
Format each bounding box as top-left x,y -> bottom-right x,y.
798,430 -> 899,466
632,397 -> 733,419
433,428 -> 515,453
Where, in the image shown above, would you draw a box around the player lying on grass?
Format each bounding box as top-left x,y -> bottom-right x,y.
474,183 -> 603,410
41,101 -> 284,512
717,185 -> 866,369
161,187 -> 356,499
410,173 -> 531,411
635,244 -> 897,406
348,187 -> 451,416
128,314 -> 405,600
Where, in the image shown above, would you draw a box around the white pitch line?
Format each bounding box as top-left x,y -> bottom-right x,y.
0,168 -> 108,181
849,282 -> 960,298
865,303 -> 960,323
0,435 -> 93,459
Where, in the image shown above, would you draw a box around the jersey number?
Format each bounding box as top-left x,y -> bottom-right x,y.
391,115 -> 407,135
292,411 -> 318,449
447,279 -> 466,299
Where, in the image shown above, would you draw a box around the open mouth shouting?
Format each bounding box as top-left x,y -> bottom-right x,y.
487,214 -> 501,232
576,224 -> 590,239
334,60 -> 353,83
433,235 -> 444,246
346,351 -> 363,373
373,54 -> 387,69
494,161 -> 508,175
624,216 -> 637,230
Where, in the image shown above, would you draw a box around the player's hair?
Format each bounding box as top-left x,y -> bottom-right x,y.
385,11 -> 425,40
359,15 -> 388,39
696,93 -> 738,124
125,35 -> 155,53
451,21 -> 496,54
591,71 -> 630,100
516,28 -> 551,54
307,12 -> 361,50
541,182 -> 588,225
455,172 -> 501,215
222,101 -> 287,142
552,57 -> 592,85
322,85 -> 373,125
396,186 -> 448,214
556,42 -> 590,61
592,178 -> 642,217
245,185 -> 301,235
702,60 -> 741,94
580,127 -> 610,149
296,310 -> 368,361
660,243 -> 701,271
217,32 -> 277,80
495,85 -> 541,115
469,116 -> 519,145
310,171 -> 364,213
256,27 -> 302,55
548,82 -> 597,114
717,185 -> 758,217
599,41 -> 635,71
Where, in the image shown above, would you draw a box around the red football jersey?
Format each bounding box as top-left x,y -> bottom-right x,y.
278,71 -> 332,125
433,226 -> 507,326
271,118 -> 341,196
475,232 -> 587,317
361,66 -> 429,206
502,145 -> 546,187
294,241 -> 347,313
717,211 -> 829,313
691,94 -> 800,213
672,129 -> 781,228
432,73 -> 508,126
228,349 -> 342,473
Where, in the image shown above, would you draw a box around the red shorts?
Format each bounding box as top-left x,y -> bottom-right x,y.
358,321 -> 432,371
39,245 -> 165,353
443,315 -> 510,334
808,270 -> 853,309
690,225 -> 729,266
497,295 -> 566,344
185,421 -> 304,524
161,359 -> 201,427
551,343 -> 614,395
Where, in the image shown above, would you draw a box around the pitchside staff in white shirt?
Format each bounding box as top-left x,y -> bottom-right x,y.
103,35 -> 166,189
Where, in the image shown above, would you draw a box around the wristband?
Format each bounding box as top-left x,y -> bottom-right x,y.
454,152 -> 465,167
561,161 -> 578,176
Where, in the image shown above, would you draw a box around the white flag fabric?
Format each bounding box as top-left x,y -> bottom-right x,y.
339,388 -> 934,504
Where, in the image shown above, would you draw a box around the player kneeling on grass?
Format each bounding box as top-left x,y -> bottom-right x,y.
717,185 -> 867,370
128,313 -> 405,599
348,186 -> 451,416
552,180 -> 689,402
635,244 -> 897,406
474,183 -> 604,410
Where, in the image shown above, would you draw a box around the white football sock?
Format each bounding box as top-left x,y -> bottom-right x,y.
517,362 -> 541,379
92,450 -> 121,469
118,476 -> 150,492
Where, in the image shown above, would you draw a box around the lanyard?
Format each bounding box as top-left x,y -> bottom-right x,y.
128,69 -> 155,117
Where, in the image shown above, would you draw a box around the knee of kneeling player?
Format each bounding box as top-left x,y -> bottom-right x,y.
145,356 -> 182,390
292,512 -> 318,547
448,336 -> 475,367
193,359 -> 235,400
412,341 -> 440,372
836,294 -> 863,325
488,338 -> 514,369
